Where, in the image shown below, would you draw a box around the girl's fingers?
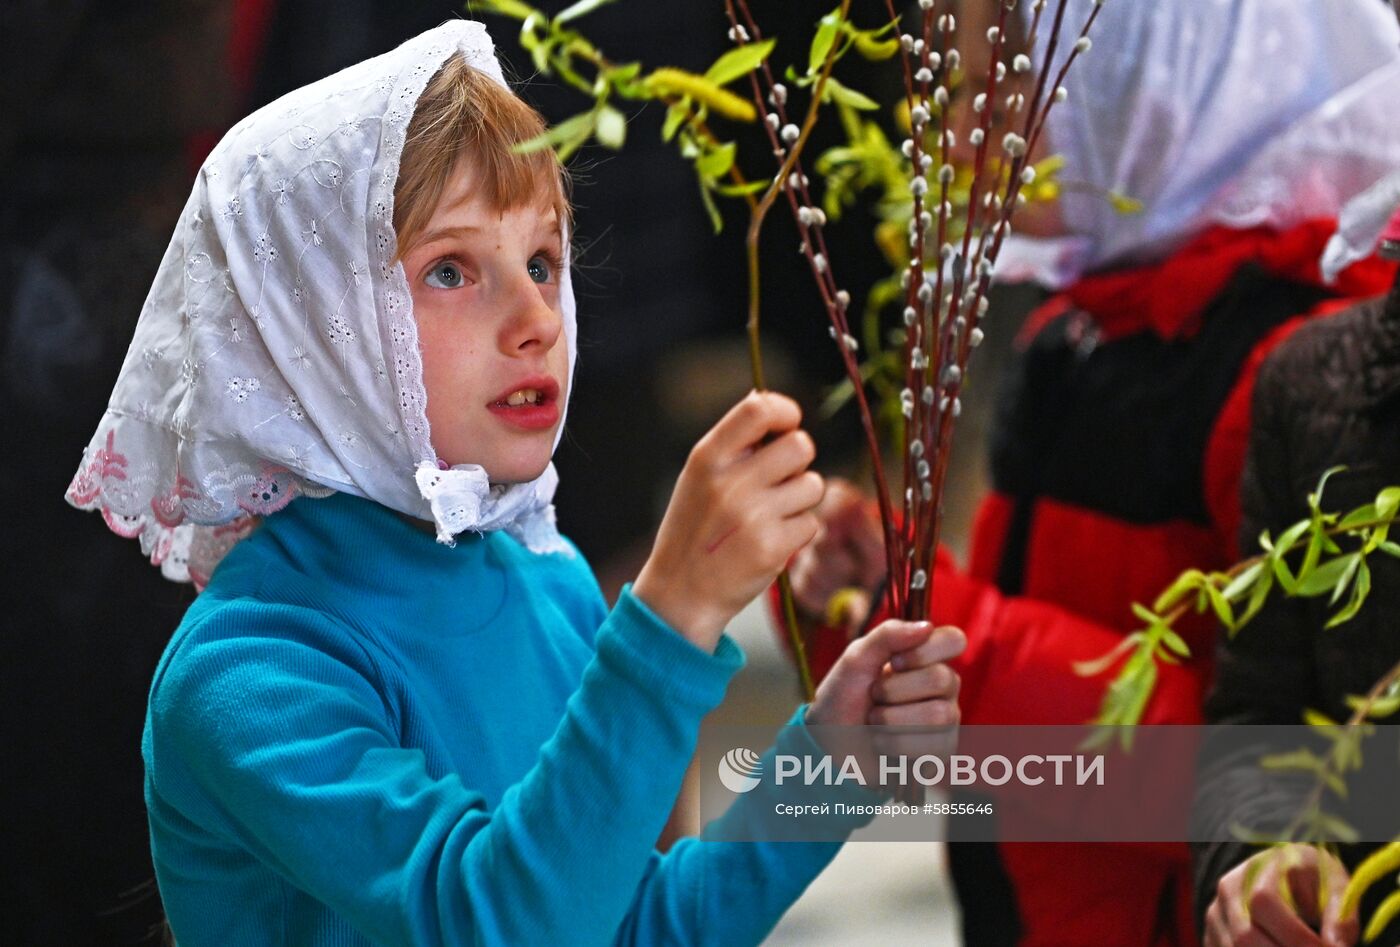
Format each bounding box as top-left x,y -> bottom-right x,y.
767,512 -> 822,567
742,428 -> 817,486
1203,900 -> 1230,947
871,662 -> 960,705
841,620 -> 935,677
889,625 -> 967,671
1249,888 -> 1324,946
698,391 -> 802,467
768,469 -> 825,518
867,697 -> 959,728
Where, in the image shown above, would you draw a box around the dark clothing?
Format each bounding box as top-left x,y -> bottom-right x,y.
785,223 -> 1398,946
1191,275 -> 1400,943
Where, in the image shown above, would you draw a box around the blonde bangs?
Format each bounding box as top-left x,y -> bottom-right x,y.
394,55 -> 572,260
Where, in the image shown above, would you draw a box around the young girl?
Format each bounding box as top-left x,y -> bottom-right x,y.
65,21 -> 963,946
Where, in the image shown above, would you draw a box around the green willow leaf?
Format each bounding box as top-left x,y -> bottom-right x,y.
823,75 -> 880,110
1377,486 -> 1400,520
555,0 -> 618,26
1310,465 -> 1348,510
1326,558 -> 1370,629
661,98 -> 690,142
1315,812 -> 1360,844
1259,748 -> 1326,774
713,179 -> 769,197
1222,562 -> 1264,602
696,140 -> 737,179
697,178 -> 723,233
1233,566 -> 1274,631
1338,503 -> 1379,532
1159,627 -> 1191,658
1072,632 -> 1145,677
1204,585 -> 1234,627
704,38 -> 777,86
808,10 -> 842,75
1153,570 -> 1205,613
1329,553 -> 1362,607
475,0 -> 536,20
514,109 -> 597,159
1347,691 -> 1400,719
1296,553 -> 1358,598
849,30 -> 899,60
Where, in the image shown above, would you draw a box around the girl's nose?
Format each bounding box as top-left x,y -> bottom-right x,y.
499,275 -> 563,355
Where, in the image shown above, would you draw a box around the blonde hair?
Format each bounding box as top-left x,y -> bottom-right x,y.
393,55 -> 572,260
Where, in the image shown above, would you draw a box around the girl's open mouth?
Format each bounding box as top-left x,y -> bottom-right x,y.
487,377 -> 560,431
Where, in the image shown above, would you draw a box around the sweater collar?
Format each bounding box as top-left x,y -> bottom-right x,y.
251,492 -> 510,634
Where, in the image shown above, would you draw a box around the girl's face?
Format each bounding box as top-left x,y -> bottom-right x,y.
402,163 -> 569,484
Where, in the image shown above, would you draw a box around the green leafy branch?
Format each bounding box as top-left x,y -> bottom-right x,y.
476,0 -> 775,228
1080,469 -> 1400,741
1232,665 -> 1400,942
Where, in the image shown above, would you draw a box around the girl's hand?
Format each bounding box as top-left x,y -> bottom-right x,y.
805,620 -> 964,729
803,621 -> 963,796
1205,845 -> 1357,947
788,476 -> 887,634
634,391 -> 824,651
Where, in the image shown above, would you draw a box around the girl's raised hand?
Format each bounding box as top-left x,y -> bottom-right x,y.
805,620 -> 964,729
633,391 -> 825,651
801,621 -> 964,798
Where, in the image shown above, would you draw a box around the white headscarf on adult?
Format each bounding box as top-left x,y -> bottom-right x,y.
65,20 -> 577,585
997,0 -> 1400,288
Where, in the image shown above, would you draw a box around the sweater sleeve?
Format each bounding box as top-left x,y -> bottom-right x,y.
614,704 -> 882,946
149,584 -> 850,947
1189,348 -> 1321,931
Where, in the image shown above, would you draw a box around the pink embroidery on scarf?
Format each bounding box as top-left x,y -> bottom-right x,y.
150,476 -> 200,527
240,465 -> 297,515
67,431 -> 129,505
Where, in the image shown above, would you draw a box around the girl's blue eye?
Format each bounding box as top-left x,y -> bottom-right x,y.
425,261 -> 464,289
527,255 -> 553,285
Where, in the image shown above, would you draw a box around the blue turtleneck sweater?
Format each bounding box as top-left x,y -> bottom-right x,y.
142,492 -> 870,945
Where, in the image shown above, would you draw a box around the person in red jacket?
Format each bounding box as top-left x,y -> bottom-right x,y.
775,2 -> 1400,945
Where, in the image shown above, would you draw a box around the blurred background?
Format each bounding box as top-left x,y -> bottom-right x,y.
1,1 -> 1037,942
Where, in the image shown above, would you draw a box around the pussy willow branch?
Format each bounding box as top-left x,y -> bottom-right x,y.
728,0 -> 901,627
937,1 -> 1100,585
729,0 -> 905,626
904,0 -> 1017,623
720,0 -> 865,703
893,0 -> 1094,624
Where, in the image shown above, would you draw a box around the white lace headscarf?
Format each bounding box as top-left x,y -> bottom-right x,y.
997,0 -> 1400,288
65,20 -> 576,585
